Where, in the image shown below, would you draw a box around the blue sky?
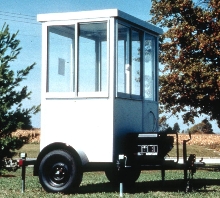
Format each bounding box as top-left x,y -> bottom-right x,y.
1,0 -> 219,132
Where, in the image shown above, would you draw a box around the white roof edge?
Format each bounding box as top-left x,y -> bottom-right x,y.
37,9 -> 119,22
117,10 -> 163,35
37,9 -> 163,35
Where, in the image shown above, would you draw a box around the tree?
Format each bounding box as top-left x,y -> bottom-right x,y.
150,0 -> 220,126
173,122 -> 180,133
201,118 -> 213,133
189,118 -> 213,134
159,119 -> 173,133
0,23 -> 40,159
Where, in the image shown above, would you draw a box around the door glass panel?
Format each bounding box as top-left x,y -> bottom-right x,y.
117,24 -> 129,94
131,30 -> 141,96
144,34 -> 155,100
117,24 -> 142,98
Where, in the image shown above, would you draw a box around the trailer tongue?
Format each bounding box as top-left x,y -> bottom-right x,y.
110,132 -> 204,192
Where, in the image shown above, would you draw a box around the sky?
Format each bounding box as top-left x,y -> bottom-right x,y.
0,0 -> 219,132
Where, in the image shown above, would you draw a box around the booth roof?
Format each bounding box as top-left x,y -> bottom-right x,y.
37,9 -> 163,35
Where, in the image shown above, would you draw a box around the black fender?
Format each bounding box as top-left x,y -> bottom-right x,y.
34,142 -> 85,176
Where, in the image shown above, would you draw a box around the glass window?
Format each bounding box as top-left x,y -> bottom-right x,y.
78,22 -> 108,93
144,34 -> 155,100
47,25 -> 75,92
117,24 -> 129,94
131,30 -> 141,97
117,24 -> 142,99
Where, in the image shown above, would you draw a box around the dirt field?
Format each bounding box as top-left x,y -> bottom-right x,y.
176,133 -> 220,149
12,129 -> 220,149
12,129 -> 41,143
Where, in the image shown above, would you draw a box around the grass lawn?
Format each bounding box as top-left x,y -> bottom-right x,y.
13,143 -> 220,159
0,168 -> 220,197
2,142 -> 219,197
14,144 -> 40,158
169,144 -> 220,158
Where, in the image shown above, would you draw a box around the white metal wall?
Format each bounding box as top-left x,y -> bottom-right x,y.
40,98 -> 114,163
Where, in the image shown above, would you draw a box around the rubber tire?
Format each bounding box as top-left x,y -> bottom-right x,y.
105,167 -> 141,185
39,150 -> 82,193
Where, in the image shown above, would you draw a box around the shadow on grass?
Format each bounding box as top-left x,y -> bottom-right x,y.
77,179 -> 220,194
0,174 -> 16,178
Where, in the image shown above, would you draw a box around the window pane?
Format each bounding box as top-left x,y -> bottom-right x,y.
101,41 -> 108,92
117,24 -> 129,94
48,25 -> 75,92
144,34 -> 155,100
78,22 -> 107,93
131,30 -> 141,96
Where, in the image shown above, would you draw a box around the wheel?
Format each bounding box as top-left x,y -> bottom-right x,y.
105,166 -> 141,184
39,150 -> 82,193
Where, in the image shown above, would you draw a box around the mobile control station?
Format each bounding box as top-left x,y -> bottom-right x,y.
31,9 -> 202,193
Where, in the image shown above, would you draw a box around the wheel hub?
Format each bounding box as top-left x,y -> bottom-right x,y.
49,163 -> 69,186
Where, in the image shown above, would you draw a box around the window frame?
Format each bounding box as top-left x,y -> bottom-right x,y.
116,20 -> 158,102
116,20 -> 143,100
44,19 -> 110,99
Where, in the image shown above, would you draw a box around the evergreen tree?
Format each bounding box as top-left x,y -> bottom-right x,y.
0,23 -> 40,159
173,122 -> 180,133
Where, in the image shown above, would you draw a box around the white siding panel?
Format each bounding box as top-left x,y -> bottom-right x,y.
40,98 -> 113,162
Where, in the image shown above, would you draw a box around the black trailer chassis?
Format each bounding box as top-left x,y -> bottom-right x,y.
19,132 -> 217,193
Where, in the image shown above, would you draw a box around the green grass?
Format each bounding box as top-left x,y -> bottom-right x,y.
169,144 -> 220,158
13,144 -> 40,158
1,143 -> 220,197
1,168 -> 220,197
13,143 -> 220,159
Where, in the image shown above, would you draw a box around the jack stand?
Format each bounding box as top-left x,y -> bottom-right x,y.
120,183 -> 123,197
118,154 -> 126,197
19,153 -> 27,193
185,171 -> 194,192
185,154 -> 196,192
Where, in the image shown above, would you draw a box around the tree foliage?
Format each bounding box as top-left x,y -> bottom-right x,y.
150,0 -> 220,126
0,23 -> 40,158
159,119 -> 173,133
173,122 -> 180,133
189,118 -> 214,134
